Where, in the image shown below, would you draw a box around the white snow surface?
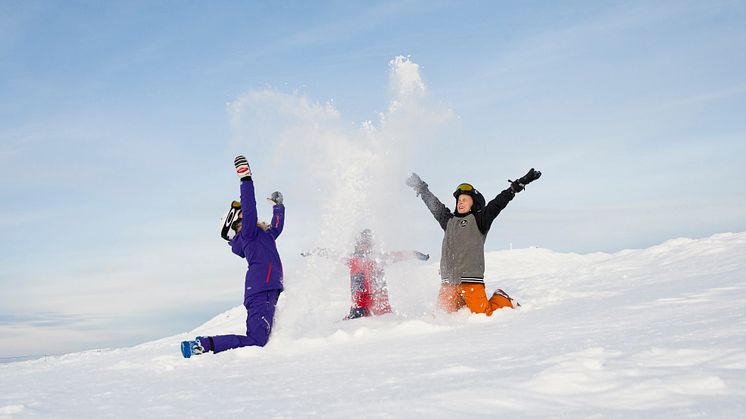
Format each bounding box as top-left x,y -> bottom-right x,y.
2,232 -> 745,418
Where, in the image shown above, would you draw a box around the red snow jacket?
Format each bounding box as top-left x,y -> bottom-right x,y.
347,251 -> 424,314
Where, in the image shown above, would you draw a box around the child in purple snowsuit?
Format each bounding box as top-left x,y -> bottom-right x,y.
181,155 -> 284,358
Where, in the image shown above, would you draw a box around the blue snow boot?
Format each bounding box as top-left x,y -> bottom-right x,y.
180,337 -> 207,359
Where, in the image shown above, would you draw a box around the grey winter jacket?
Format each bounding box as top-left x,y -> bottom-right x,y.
414,183 -> 515,284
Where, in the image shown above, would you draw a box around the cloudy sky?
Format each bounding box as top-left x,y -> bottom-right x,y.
1,0 -> 744,359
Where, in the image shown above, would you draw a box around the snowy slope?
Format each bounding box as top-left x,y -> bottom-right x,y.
1,232 -> 745,418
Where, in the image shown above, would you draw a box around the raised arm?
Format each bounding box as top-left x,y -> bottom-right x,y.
477,188 -> 515,234
235,155 -> 258,240
267,191 -> 285,239
268,204 -> 285,239
406,173 -> 452,231
477,168 -> 542,234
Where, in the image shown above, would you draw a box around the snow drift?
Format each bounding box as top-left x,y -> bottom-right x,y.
1,232 -> 745,417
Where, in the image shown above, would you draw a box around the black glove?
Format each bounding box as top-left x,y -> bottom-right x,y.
234,155 -> 252,180
345,307 -> 369,320
415,251 -> 430,261
406,173 -> 427,193
509,168 -> 541,193
268,191 -> 283,205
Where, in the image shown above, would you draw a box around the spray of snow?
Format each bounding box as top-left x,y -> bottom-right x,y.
226,56 -> 454,336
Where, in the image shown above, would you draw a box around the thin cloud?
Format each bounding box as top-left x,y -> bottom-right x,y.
646,83 -> 746,114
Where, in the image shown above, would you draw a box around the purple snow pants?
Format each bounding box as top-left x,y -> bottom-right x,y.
209,290 -> 280,353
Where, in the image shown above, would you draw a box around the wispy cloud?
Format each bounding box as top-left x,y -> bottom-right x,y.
267,1 -> 424,50
0,312 -> 90,328
645,83 -> 746,114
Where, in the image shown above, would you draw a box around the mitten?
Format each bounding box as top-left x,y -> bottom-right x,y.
415,251 -> 430,261
406,173 -> 427,195
234,155 -> 252,179
509,168 -> 541,193
268,191 -> 283,205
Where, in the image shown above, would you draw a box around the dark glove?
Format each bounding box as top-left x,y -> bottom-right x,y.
509,168 -> 541,193
406,173 -> 427,192
415,251 -> 430,261
268,191 -> 283,205
345,307 -> 369,320
301,248 -> 327,257
234,155 -> 252,179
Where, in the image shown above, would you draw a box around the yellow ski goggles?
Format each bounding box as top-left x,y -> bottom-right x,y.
456,183 -> 474,192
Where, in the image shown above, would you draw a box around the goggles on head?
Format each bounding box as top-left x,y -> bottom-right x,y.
456,183 -> 474,192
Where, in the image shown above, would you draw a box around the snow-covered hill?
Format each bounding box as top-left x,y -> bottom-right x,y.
2,233 -> 745,417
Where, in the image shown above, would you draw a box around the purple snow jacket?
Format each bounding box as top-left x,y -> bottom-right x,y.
229,178 -> 285,301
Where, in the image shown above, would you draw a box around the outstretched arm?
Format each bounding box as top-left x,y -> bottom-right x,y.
406,173 -> 452,231
382,250 -> 430,264
301,247 -> 345,261
477,188 -> 515,234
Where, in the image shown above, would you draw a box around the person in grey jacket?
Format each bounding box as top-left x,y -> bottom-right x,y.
406,168 -> 541,315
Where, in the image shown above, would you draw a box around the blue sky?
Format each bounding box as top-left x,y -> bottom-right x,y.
1,0 -> 745,359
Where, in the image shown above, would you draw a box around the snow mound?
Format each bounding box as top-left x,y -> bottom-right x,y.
2,232 -> 745,417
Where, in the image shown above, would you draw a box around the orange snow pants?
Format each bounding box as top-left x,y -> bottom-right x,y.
437,283 -> 515,316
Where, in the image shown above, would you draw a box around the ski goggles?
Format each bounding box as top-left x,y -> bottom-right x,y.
456,183 -> 474,192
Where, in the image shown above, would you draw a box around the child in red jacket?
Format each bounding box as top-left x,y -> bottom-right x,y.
303,229 -> 429,319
